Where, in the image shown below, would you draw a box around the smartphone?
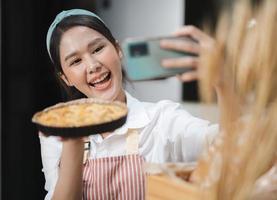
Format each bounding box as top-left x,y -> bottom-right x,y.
122,36 -> 197,81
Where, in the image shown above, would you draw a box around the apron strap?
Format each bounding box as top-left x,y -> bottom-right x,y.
83,129 -> 140,164
83,137 -> 91,164
126,129 -> 139,155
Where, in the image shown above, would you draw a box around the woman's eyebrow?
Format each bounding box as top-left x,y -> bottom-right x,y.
65,52 -> 78,62
87,38 -> 105,48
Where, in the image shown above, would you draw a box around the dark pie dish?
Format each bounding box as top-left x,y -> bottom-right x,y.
32,98 -> 128,137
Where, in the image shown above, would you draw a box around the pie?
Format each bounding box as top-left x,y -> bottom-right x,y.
32,98 -> 128,128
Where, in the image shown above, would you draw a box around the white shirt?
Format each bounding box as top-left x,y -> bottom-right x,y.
39,92 -> 218,199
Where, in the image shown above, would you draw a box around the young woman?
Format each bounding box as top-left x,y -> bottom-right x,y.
41,9 -> 218,200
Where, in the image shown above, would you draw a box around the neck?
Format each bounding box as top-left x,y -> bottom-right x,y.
115,89 -> 126,103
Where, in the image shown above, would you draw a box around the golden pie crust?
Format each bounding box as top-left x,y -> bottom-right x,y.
32,98 -> 128,128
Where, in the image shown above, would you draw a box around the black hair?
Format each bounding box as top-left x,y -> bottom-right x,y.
49,15 -> 128,100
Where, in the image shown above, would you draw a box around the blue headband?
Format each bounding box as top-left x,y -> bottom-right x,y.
46,9 -> 105,61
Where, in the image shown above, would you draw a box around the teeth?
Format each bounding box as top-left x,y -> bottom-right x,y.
91,72 -> 109,85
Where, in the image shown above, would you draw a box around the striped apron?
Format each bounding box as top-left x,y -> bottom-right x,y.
82,129 -> 146,200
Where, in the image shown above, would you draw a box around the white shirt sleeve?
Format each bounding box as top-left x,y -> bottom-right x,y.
156,100 -> 219,162
39,134 -> 62,200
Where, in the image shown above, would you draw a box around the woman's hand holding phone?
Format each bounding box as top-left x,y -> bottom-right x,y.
160,25 -> 215,82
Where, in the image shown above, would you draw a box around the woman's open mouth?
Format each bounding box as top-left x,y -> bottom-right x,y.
89,71 -> 112,90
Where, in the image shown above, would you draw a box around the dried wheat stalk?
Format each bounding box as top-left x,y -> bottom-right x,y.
193,0 -> 277,199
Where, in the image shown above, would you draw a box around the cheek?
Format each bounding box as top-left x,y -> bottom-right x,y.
63,68 -> 85,85
104,52 -> 122,74
112,61 -> 123,83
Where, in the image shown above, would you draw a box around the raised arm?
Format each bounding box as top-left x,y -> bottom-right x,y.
39,135 -> 84,200
52,138 -> 84,200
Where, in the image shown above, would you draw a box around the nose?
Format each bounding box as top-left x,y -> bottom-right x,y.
86,61 -> 102,74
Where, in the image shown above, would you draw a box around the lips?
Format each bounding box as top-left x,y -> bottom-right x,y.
88,71 -> 112,90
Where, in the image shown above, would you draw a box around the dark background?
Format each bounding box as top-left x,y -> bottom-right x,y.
1,0 -> 219,199
183,0 -> 219,101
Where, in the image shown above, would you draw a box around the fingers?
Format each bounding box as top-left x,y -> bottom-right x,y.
39,132 -> 66,141
173,25 -> 215,49
160,25 -> 214,56
58,136 -> 86,142
57,136 -> 65,141
160,38 -> 200,54
39,132 -> 47,137
161,56 -> 199,68
38,131 -> 84,142
177,71 -> 198,82
173,25 -> 209,42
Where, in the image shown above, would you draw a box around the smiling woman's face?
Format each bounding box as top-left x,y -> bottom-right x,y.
59,26 -> 125,102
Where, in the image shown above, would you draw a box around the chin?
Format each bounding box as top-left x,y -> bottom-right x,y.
95,88 -> 121,102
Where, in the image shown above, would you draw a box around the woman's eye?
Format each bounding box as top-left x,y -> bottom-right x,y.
92,45 -> 104,54
70,58 -> 81,66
